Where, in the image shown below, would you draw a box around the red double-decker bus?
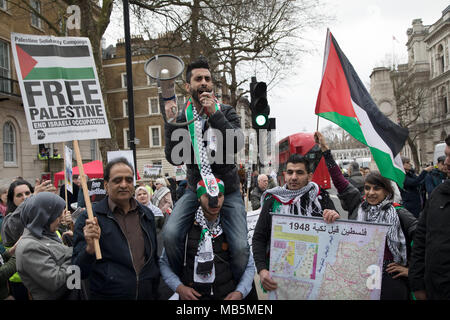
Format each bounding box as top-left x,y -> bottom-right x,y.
277,132 -> 331,189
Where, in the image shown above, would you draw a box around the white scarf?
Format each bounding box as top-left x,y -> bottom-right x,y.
193,206 -> 223,284
261,182 -> 323,217
357,197 -> 407,266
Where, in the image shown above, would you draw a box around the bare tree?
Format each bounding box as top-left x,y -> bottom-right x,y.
129,0 -> 330,107
391,71 -> 431,169
321,124 -> 365,150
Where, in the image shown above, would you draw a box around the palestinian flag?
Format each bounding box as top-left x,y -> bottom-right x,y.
15,43 -> 95,80
315,29 -> 409,188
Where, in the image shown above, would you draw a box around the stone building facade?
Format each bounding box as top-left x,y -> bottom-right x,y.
0,0 -> 99,187
370,5 -> 450,165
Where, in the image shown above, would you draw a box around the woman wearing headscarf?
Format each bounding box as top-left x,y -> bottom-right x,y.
135,186 -> 165,231
315,132 -> 417,300
14,192 -> 74,300
151,178 -> 173,215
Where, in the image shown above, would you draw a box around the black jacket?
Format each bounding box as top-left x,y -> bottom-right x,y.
400,170 -> 428,217
164,104 -> 244,194
181,223 -> 236,300
409,180 -> 450,299
348,172 -> 364,195
71,197 -> 160,300
252,189 -> 336,273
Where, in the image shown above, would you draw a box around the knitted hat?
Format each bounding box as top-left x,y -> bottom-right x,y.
197,178 -> 225,198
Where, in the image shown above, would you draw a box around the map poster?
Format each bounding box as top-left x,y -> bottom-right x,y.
269,214 -> 389,300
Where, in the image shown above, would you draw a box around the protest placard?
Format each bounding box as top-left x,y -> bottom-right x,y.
64,145 -> 73,194
11,33 -> 111,145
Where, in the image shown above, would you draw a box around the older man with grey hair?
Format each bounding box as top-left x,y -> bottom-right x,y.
250,174 -> 269,210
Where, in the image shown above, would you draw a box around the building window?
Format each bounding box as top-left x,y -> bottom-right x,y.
0,0 -> 7,11
149,126 -> 161,147
124,128 -> 130,149
0,40 -> 10,93
90,139 -> 97,160
153,160 -> 162,166
121,73 -> 127,88
3,121 -> 16,164
30,0 -> 42,29
123,100 -> 128,117
149,97 -> 159,115
147,75 -> 157,87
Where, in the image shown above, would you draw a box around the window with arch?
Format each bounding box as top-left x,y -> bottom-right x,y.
3,121 -> 16,164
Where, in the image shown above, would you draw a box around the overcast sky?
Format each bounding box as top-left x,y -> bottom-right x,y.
269,0 -> 449,142
103,0 -> 449,142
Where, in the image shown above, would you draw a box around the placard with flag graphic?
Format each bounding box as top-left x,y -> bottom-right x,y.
11,33 -> 111,145
315,29 -> 409,188
64,145 -> 73,194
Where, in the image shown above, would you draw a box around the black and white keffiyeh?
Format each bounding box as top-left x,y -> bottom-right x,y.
357,197 -> 407,266
186,100 -> 221,201
261,182 -> 323,217
193,206 -> 223,284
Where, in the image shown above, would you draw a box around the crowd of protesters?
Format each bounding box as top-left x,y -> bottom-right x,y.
0,134 -> 448,300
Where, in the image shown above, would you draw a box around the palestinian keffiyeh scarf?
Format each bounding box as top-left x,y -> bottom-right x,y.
357,197 -> 407,266
261,182 -> 323,217
185,98 -> 221,201
193,206 -> 223,284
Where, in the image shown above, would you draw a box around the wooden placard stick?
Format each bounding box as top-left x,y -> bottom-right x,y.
73,140 -> 102,259
63,142 -> 68,212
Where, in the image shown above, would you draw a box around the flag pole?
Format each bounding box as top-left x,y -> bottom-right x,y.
316,115 -> 320,132
63,142 -> 68,212
73,140 -> 102,260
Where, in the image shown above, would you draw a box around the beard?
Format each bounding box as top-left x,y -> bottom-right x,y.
190,87 -> 212,106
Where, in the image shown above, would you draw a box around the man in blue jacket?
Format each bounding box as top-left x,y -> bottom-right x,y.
72,158 -> 160,300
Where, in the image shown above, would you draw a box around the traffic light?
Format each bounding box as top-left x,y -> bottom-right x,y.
250,78 -> 270,130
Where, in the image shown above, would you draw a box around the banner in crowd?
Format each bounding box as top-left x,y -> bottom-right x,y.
246,209 -> 261,248
64,145 -> 73,193
269,215 -> 388,300
87,178 -> 106,203
174,165 -> 187,181
11,33 -> 111,145
143,164 -> 162,177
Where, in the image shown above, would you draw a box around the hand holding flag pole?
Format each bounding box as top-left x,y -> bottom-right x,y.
314,29 -> 409,188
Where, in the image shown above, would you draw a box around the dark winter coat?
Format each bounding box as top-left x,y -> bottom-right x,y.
424,168 -> 446,197
181,222 -> 236,300
400,170 -> 428,217
164,104 -> 244,195
409,180 -> 450,299
72,197 -> 160,300
250,186 -> 265,211
348,172 -> 365,195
